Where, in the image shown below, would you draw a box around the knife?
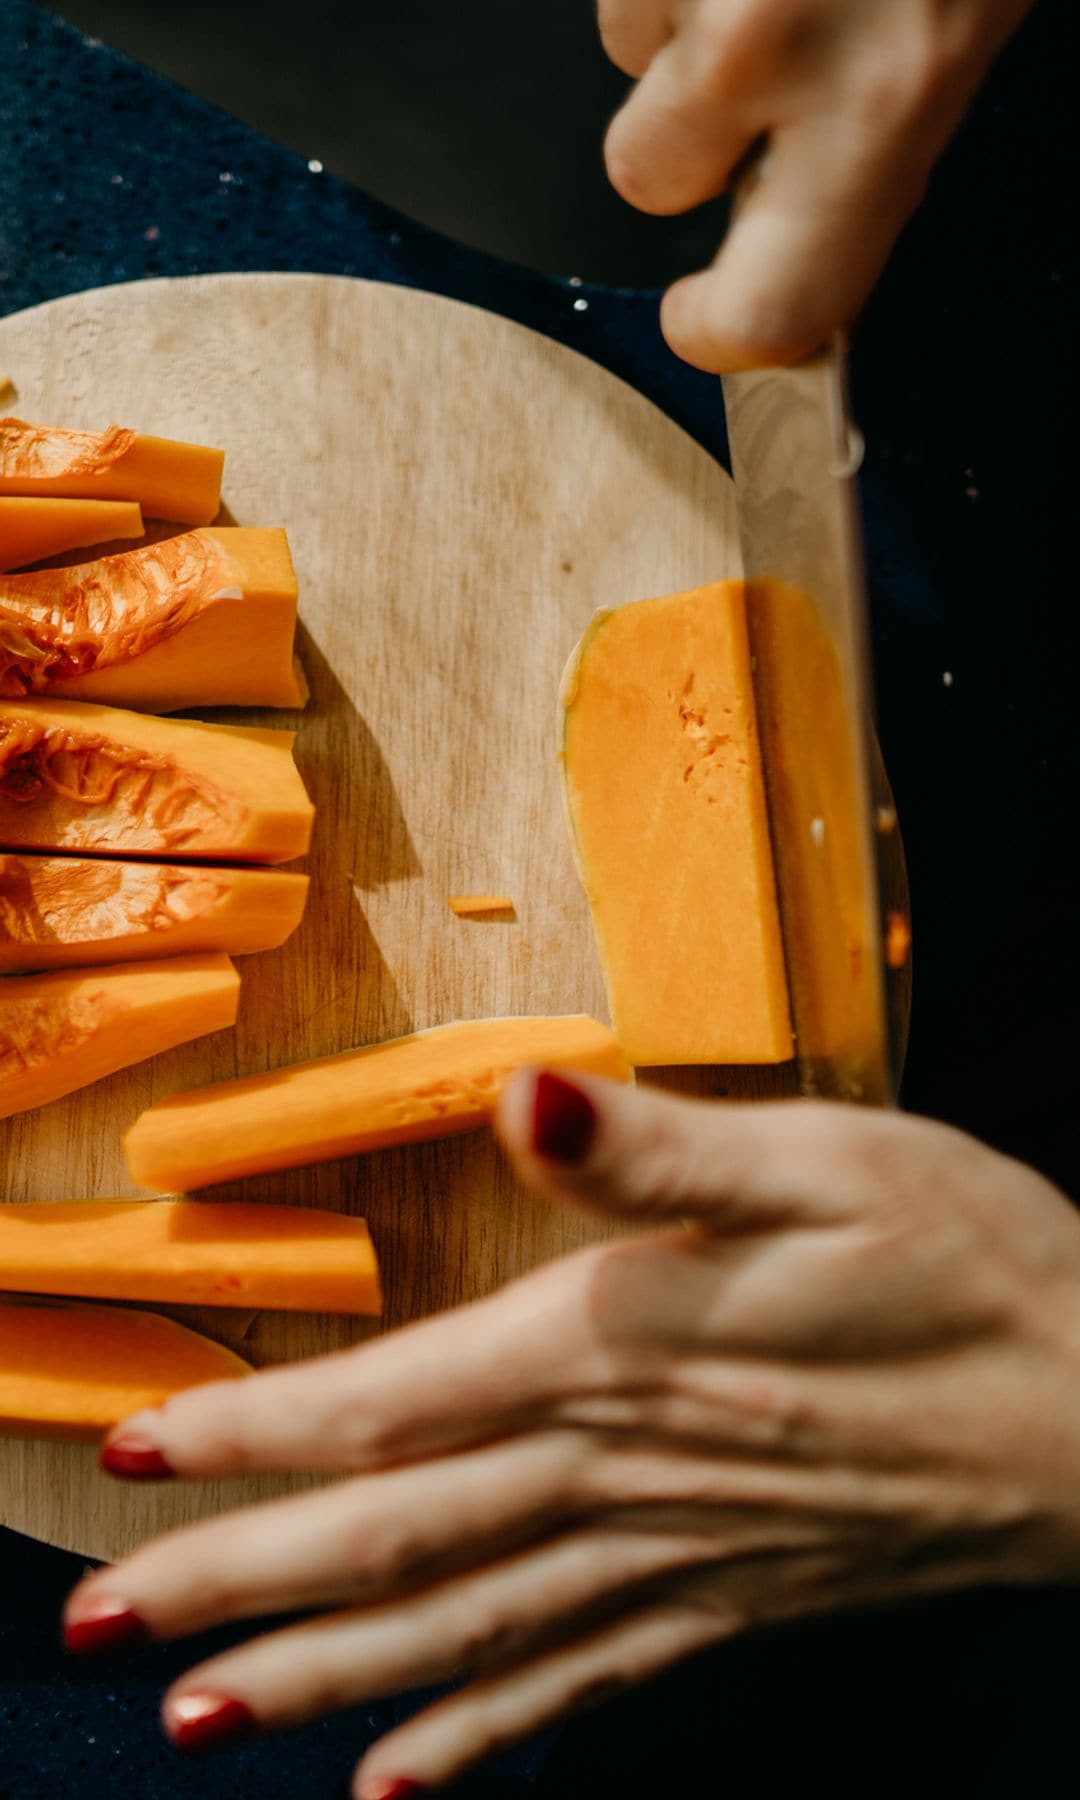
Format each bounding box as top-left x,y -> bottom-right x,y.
722,342 -> 904,1106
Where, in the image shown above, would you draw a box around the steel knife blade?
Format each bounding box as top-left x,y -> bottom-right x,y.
722,343 -> 897,1106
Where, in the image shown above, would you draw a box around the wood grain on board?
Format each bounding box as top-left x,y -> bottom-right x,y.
0,273 -> 811,1558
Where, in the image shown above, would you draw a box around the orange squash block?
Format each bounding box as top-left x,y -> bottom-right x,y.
0,953 -> 239,1119
0,1200 -> 381,1314
0,1298 -> 249,1440
0,419 -> 224,524
1,527 -> 305,710
561,585 -> 793,1066
125,1014 -> 630,1192
0,854 -> 308,973
0,497 -> 144,571
0,698 -> 314,862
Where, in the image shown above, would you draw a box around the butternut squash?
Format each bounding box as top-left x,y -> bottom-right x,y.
0,419 -> 224,524
561,584 -> 792,1066
125,1014 -> 629,1192
0,698 -> 314,863
0,1297 -> 249,1440
0,854 -> 308,972
1,528 -> 305,710
0,497 -> 143,571
0,953 -> 239,1119
0,1199 -> 381,1314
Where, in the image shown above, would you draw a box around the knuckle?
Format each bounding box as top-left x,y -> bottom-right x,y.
614,1105 -> 704,1210
577,1240 -> 668,1362
598,22 -> 652,80
688,0 -> 783,92
340,1510 -> 431,1587
767,1102 -> 892,1203
302,1654 -> 355,1719
566,1669 -> 634,1716
168,1409 -> 257,1474
324,1393 -> 402,1467
665,1359 -> 821,1454
456,1606 -> 525,1672
850,19 -> 966,140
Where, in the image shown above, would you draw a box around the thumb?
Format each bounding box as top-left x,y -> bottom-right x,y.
496,1069 -> 863,1230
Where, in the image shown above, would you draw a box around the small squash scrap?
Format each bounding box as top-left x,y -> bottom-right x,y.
0,497 -> 143,571
0,854 -> 308,972
0,953 -> 239,1119
0,1199 -> 381,1314
0,418 -> 224,524
448,895 -> 515,915
125,1014 -> 629,1192
0,698 -> 314,863
1,527 -> 305,710
0,1297 -> 249,1440
561,584 -> 792,1066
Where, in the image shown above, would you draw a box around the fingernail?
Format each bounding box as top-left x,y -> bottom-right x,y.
100,1433 -> 174,1480
532,1070 -> 597,1164
168,1693 -> 258,1753
63,1598 -> 149,1655
365,1781 -> 429,1800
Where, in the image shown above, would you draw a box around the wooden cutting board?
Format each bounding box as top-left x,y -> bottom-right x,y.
0,271 -> 798,1561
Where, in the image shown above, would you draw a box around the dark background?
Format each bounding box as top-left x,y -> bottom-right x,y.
4,0 -> 1080,1794
41,0 -> 728,284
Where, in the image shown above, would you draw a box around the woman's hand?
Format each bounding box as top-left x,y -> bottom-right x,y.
65,1073 -> 1080,1796
598,0 -> 1033,368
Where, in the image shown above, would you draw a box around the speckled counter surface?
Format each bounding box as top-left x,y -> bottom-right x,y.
1,1 -> 1077,1793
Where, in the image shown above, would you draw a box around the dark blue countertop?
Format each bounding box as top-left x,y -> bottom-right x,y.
1,1 -> 1077,1792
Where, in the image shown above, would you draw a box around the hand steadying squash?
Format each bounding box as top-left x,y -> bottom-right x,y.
64,1073 -> 1080,1793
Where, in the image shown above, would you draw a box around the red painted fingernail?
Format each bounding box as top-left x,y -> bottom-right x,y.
168,1693 -> 258,1753
532,1070 -> 597,1164
63,1599 -> 149,1655
100,1434 -> 174,1480
365,1781 -> 429,1800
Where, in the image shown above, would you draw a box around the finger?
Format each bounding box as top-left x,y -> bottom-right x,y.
353,1599 -> 724,1796
66,1432 -> 589,1646
604,20 -> 765,215
659,111 -> 932,370
498,1069 -> 879,1228
356,1534 -> 1000,1794
597,0 -> 672,78
160,1526 -> 730,1750
100,1250 -> 611,1480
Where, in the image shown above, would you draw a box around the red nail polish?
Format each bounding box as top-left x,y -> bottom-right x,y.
532,1070 -> 597,1163
366,1781 -> 428,1800
63,1600 -> 149,1655
169,1693 -> 258,1753
100,1434 -> 174,1480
